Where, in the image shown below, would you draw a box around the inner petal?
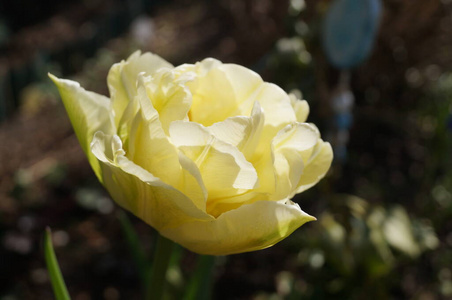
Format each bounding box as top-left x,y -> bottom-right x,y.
186,67 -> 238,126
169,121 -> 258,203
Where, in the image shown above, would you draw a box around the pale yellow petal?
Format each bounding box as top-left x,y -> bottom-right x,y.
290,94 -> 310,123
243,141 -> 277,199
205,190 -> 266,218
49,74 -> 115,180
217,64 -> 263,105
255,83 -> 297,129
177,58 -> 222,77
208,116 -> 251,148
186,66 -> 237,126
272,150 -> 304,200
141,70 -> 192,134
177,151 -> 208,211
161,199 -> 316,255
122,80 -> 206,208
107,51 -> 173,126
294,141 -> 333,194
208,101 -> 264,161
271,123 -> 319,199
116,97 -> 139,153
169,121 -> 258,200
128,95 -> 181,186
273,123 -> 319,152
91,132 -> 212,229
247,83 -> 299,165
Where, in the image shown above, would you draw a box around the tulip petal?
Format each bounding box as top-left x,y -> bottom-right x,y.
254,83 -> 297,129
161,199 -> 316,255
91,132 -> 212,229
178,58 -> 222,77
273,123 -> 319,152
245,83 -> 299,166
183,60 -> 267,126
107,51 -> 173,126
116,96 -> 139,152
140,70 -> 192,134
49,74 -> 115,180
271,123 -> 319,199
128,99 -> 181,185
290,95 -> 310,123
186,66 -> 237,126
208,101 -> 264,161
273,150 -> 304,200
177,151 -> 208,211
217,64 -> 263,106
208,117 -> 251,148
126,80 -> 206,209
294,141 -> 333,194
169,121 -> 258,202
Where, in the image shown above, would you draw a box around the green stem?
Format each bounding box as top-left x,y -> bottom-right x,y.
146,234 -> 175,300
117,211 -> 149,288
183,255 -> 216,300
44,227 -> 71,300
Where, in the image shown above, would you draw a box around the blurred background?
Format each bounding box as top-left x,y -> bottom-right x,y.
0,0 -> 451,299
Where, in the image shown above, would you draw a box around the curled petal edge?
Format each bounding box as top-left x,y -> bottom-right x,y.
48,73 -> 115,180
161,199 -> 316,255
90,131 -> 213,230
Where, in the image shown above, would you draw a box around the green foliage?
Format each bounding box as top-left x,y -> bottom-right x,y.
44,228 -> 71,300
268,195 -> 439,299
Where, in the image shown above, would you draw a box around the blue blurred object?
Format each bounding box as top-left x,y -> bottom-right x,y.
323,0 -> 382,69
335,112 -> 353,130
334,145 -> 348,162
328,71 -> 355,163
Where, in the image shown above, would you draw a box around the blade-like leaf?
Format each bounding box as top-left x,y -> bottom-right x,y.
44,227 -> 71,300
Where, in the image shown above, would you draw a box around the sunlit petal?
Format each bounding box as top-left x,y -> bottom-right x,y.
161,199 -> 316,255
169,121 -> 258,201
107,51 -> 173,126
91,132 -> 212,228
49,74 -> 115,180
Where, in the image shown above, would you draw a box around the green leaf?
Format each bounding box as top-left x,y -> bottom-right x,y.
44,227 -> 71,300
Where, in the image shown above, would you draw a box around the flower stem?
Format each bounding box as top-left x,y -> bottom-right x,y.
146,234 -> 175,300
183,255 -> 216,300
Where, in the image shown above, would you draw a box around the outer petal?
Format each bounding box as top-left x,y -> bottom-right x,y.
294,141 -> 333,194
91,132 -> 212,229
161,199 -> 316,255
289,94 -> 310,123
127,79 -> 207,210
246,83 -> 299,164
251,83 -> 297,129
217,64 -> 263,107
49,74 -> 115,180
127,78 -> 181,181
271,123 -> 319,199
107,51 -> 173,126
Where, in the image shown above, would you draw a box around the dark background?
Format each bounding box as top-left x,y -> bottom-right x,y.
0,0 -> 451,299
